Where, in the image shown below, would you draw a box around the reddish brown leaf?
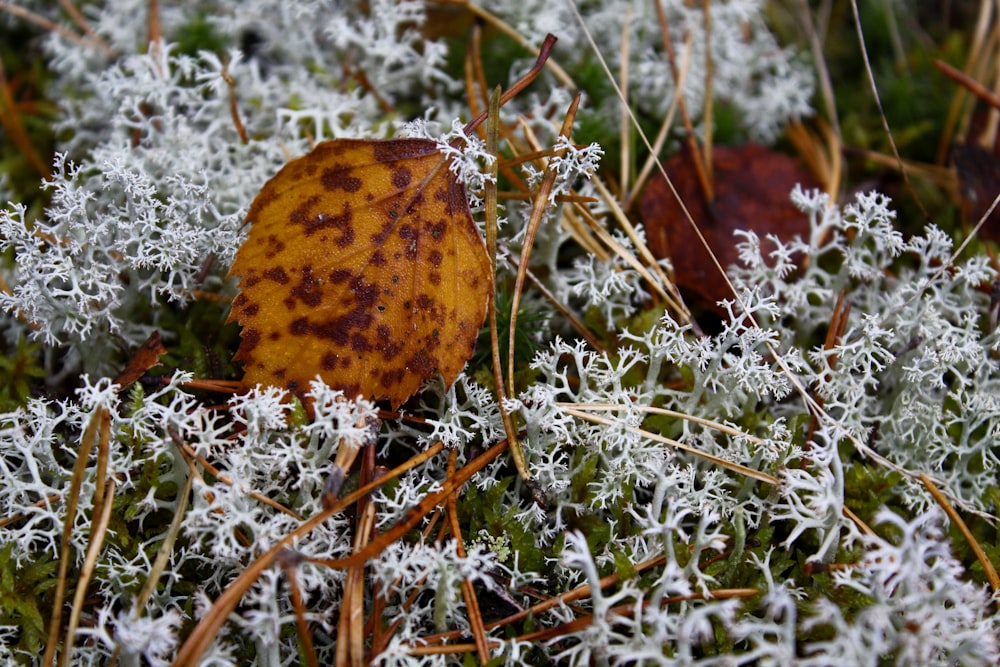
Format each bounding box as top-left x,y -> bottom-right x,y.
953,143 -> 1000,244
228,138 -> 491,408
640,143 -> 817,313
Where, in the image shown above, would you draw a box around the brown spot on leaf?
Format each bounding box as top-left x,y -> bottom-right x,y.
241,328 -> 261,353
377,324 -> 403,360
426,221 -> 445,240
311,308 -> 374,345
321,164 -> 362,193
408,350 -> 437,376
399,224 -> 419,259
289,195 -> 321,226
263,267 -> 290,284
329,268 -> 352,284
290,201 -> 355,245
443,177 -> 468,216
351,333 -> 372,352
373,138 -> 437,162
392,167 -> 412,189
290,266 -> 322,307
350,276 -> 379,307
380,368 -> 405,388
264,234 -> 286,258
372,219 -> 396,245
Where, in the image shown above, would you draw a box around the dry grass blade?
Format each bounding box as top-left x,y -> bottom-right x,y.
57,0 -> 114,56
0,1 -> 113,57
786,119 -> 843,201
91,404 -> 111,524
172,430 -> 303,521
147,0 -> 161,60
409,587 -> 759,655
506,93 -> 581,396
805,289 -> 851,444
848,0 -> 930,221
484,85 -> 532,492
42,406 -> 108,667
324,414 -> 379,506
503,252 -> 606,352
307,438 -> 510,570
170,441 -> 447,666
933,58 -> 1000,115
417,553 -> 667,647
849,147 -> 956,190
221,59 -> 248,145
61,478 -> 116,667
445,449 -> 490,664
0,56 -> 49,178
935,0 -> 997,162
571,188 -> 686,318
278,551 -> 319,667
618,5 -> 632,199
508,588 -> 759,644
792,0 -> 841,148
626,32 -> 691,210
700,0 -> 714,193
452,2 -> 574,89
462,34 -> 557,135
562,407 -> 779,485
133,464 -> 194,614
337,448 -> 377,666
920,474 -> 1000,596
558,402 -> 766,444
0,493 -> 61,530
178,378 -> 243,394
653,0 -> 713,200
842,505 -> 877,537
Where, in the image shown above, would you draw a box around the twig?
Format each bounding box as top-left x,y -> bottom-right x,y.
446,450 -> 490,664
170,439 -> 460,666
222,61 -> 248,144
920,474 -> 1000,596
0,1 -> 113,57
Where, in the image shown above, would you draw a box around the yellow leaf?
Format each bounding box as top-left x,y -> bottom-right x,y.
228,138 -> 491,409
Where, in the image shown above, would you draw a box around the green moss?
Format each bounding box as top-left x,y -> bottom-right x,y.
174,14 -> 227,57
0,336 -> 45,410
0,542 -> 58,659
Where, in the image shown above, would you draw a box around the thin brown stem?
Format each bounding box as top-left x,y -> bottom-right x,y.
446,450 -> 490,663
654,0 -> 713,201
